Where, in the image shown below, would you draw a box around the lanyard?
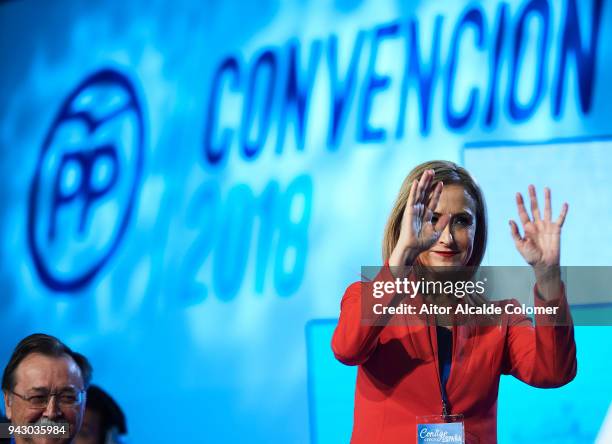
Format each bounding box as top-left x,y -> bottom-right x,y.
433,325 -> 453,417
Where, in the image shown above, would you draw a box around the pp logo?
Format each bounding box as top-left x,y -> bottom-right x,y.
28,69 -> 144,291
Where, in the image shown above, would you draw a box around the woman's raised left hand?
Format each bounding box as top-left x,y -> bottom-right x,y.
509,185 -> 568,268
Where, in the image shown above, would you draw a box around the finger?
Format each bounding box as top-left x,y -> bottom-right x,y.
515,192 -> 531,226
414,170 -> 428,204
433,213 -> 451,233
417,169 -> 433,203
544,187 -> 552,221
426,181 -> 443,212
509,220 -> 522,243
528,184 -> 541,221
406,179 -> 418,208
422,169 -> 436,202
425,169 -> 437,201
556,202 -> 569,227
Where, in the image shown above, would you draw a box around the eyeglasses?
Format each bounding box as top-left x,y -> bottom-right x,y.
10,390 -> 85,409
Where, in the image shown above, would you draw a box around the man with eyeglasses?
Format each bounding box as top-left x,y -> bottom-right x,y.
2,334 -> 92,444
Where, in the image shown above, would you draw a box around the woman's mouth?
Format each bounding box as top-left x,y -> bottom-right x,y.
432,250 -> 459,258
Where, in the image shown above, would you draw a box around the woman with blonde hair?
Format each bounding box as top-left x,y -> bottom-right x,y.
332,160 -> 576,443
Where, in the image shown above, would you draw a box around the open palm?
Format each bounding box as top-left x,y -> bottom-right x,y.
397,169 -> 451,254
509,185 -> 568,267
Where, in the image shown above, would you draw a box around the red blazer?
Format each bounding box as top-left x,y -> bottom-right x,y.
331,266 -> 577,444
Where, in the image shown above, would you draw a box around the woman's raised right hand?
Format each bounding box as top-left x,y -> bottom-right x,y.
389,169 -> 451,267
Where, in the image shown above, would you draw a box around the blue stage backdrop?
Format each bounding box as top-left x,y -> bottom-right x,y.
0,0 -> 611,442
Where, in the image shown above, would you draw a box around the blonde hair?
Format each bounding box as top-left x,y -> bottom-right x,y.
382,160 -> 487,266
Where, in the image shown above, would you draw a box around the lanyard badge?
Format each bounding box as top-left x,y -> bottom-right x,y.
416,414 -> 465,443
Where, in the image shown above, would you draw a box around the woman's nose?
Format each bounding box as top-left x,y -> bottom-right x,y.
438,221 -> 454,244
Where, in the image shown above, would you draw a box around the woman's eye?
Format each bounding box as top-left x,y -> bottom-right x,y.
431,215 -> 439,224
454,216 -> 472,226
